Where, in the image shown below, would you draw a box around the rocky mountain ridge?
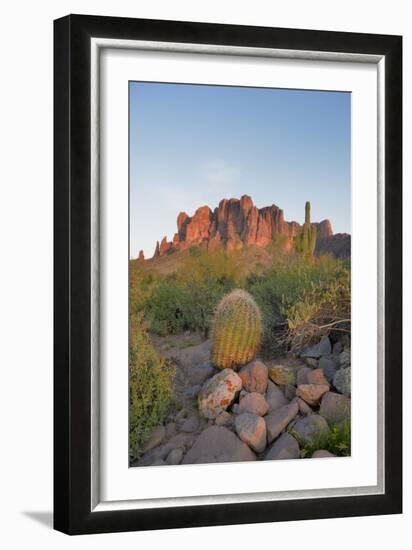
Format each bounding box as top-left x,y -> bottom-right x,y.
138,195 -> 349,260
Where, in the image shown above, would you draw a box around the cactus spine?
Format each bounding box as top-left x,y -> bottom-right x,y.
211,289 -> 262,370
294,201 -> 317,258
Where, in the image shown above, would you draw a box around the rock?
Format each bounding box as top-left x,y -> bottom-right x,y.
318,336 -> 332,356
182,426 -> 256,464
304,357 -> 319,368
297,367 -> 311,385
320,392 -> 350,426
301,336 -> 331,359
307,368 -> 329,386
141,425 -> 166,453
296,384 -> 329,406
319,356 -> 338,383
238,392 -> 269,416
157,195 -> 338,257
312,449 -> 336,458
166,448 -> 184,465
181,415 -> 200,433
235,413 -> 267,453
151,458 -> 165,466
338,348 -> 351,369
183,384 -> 202,399
238,360 -> 269,393
188,361 -> 216,386
292,414 -> 330,445
265,432 -> 300,460
137,441 -> 178,466
333,367 -> 351,396
175,409 -> 189,424
165,422 -> 177,439
239,389 -> 248,400
265,401 -> 299,443
232,404 -> 240,414
198,369 -> 242,419
265,380 -> 288,412
296,397 -> 313,416
284,384 -> 296,400
168,432 -> 196,451
333,341 -> 343,355
268,365 -> 298,385
215,411 -> 234,427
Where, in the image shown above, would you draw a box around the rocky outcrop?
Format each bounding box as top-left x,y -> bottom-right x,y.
150,195 -> 337,258
133,334 -> 351,467
316,233 -> 351,259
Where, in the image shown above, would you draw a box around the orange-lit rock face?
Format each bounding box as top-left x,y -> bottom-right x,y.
151,195 -> 336,259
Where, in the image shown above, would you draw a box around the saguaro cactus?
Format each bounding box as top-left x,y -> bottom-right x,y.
211,289 -> 262,370
294,201 -> 317,258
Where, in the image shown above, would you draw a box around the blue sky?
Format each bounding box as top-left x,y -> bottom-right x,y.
129,82 -> 350,259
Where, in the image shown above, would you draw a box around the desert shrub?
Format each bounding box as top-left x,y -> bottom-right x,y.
142,277 -> 190,336
248,255 -> 350,355
179,249 -> 242,336
294,421 -> 351,458
211,289 -> 262,369
129,316 -> 174,460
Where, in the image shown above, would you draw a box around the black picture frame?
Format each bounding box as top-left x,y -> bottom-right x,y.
54,14 -> 402,535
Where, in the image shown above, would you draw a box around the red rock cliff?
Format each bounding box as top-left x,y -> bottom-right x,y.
152,195 -> 333,258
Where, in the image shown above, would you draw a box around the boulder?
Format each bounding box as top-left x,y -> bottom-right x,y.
265,400 -> 299,443
265,380 -> 288,412
296,397 -> 313,416
165,422 -> 177,439
332,341 -> 343,355
235,413 -> 267,453
238,392 -> 269,416
338,348 -> 351,369
292,414 -> 330,445
215,411 -> 234,427
333,367 -> 351,396
304,357 -> 319,368
318,335 -> 332,356
141,425 -> 166,453
268,365 -> 298,385
198,369 -> 242,419
307,368 -> 329,386
181,415 -> 200,433
182,426 -> 256,464
296,384 -> 329,406
168,432 -> 196,451
319,356 -> 338,383
166,448 -> 184,465
301,336 -> 331,359
284,384 -> 296,400
238,360 -> 269,394
151,458 -> 165,466
265,432 -> 300,460
297,367 -> 311,385
312,449 -> 336,458
319,392 -> 351,426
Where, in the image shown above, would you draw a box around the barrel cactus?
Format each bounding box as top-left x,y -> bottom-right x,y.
294,201 -> 317,258
211,289 -> 262,370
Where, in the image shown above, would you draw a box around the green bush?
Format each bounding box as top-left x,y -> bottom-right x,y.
142,278 -> 190,336
248,255 -> 350,354
294,421 -> 351,458
129,316 -> 174,460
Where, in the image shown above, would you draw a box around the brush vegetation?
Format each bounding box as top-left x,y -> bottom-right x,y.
130,245 -> 350,357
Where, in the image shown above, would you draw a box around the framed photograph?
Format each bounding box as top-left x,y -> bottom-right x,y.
54,14 -> 402,534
